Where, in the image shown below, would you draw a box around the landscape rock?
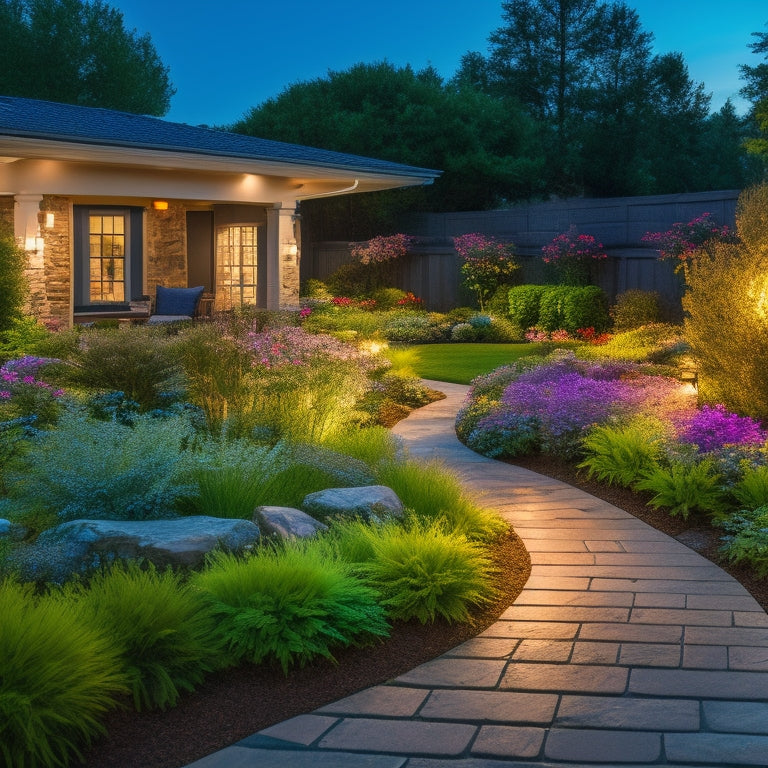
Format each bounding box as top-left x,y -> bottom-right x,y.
18,516 -> 260,582
254,506 -> 328,540
302,485 -> 404,523
0,519 -> 11,536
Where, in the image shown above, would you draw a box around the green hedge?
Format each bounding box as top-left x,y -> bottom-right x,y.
509,284 -> 610,333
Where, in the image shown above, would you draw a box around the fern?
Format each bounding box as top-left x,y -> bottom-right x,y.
635,459 -> 725,519
732,465 -> 768,510
719,507 -> 768,576
578,420 -> 664,488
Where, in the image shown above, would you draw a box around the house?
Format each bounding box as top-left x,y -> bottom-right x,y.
0,95 -> 440,326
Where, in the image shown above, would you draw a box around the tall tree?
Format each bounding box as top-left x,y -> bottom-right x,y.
740,23 -> 768,164
0,0 -> 174,115
233,62 -> 545,235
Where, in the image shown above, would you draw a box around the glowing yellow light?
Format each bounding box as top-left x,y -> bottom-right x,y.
152,200 -> 169,211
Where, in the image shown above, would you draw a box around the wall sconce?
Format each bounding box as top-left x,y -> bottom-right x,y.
152,200 -> 169,211
44,212 -> 55,228
285,243 -> 298,257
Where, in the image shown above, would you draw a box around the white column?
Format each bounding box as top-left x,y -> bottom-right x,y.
14,194 -> 43,253
265,202 -> 300,310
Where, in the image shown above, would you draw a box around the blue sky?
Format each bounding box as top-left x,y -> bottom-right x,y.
115,0 -> 767,127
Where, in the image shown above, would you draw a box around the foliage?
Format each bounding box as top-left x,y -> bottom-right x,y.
0,223 -> 28,334
641,212 -> 738,266
732,465 -> 768,511
319,426 -> 402,469
578,419 -> 665,487
0,355 -> 64,427
350,234 -> 416,264
534,285 -> 610,333
0,578 -> 126,768
682,185 -> 768,420
610,290 -> 664,330
635,459 -> 725,519
68,562 -> 222,711
453,233 -> 520,311
675,404 -> 767,453
375,459 -> 505,541
719,506 -> 768,576
63,326 -> 182,411
331,518 -> 496,624
0,0 -> 174,115
233,61 -> 543,233
576,323 -> 685,363
5,409 -> 195,522
466,410 -> 540,458
382,311 -> 450,343
191,547 -> 389,673
508,284 -> 547,330
541,227 -> 607,286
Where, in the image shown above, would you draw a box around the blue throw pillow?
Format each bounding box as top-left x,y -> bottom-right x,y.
154,285 -> 205,316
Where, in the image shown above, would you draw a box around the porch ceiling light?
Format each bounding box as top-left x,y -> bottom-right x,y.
152,200 -> 169,211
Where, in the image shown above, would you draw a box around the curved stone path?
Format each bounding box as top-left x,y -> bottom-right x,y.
188,382 -> 768,768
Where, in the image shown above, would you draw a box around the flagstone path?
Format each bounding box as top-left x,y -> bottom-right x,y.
187,381 -> 768,768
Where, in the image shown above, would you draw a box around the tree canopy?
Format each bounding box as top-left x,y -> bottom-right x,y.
0,0 -> 174,115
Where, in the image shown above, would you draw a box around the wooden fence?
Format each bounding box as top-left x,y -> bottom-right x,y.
302,189 -> 741,314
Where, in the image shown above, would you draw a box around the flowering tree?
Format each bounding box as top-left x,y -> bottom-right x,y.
541,226 -> 607,286
453,233 -> 519,311
641,213 -> 737,269
350,234 -> 416,264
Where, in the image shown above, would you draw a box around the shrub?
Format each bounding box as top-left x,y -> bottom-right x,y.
508,284 -> 547,329
542,227 -> 607,286
6,409 -> 194,522
192,546 -> 389,673
466,411 -> 541,458
732,465 -> 768,510
375,459 -> 505,541
0,356 -> 65,428
562,286 -> 610,333
453,233 -> 519,311
371,287 -> 407,309
676,404 -> 767,453
0,224 -> 28,333
577,323 -> 685,363
682,185 -> 768,420
340,518 -> 496,624
0,579 -> 126,768
635,459 -> 725,519
578,419 -> 665,487
719,506 -> 768,576
611,290 -> 663,330
450,322 -> 479,342
68,562 -> 223,711
64,326 -> 182,411
383,311 -> 449,343
374,373 -> 434,408
537,285 -> 570,331
300,278 -> 332,300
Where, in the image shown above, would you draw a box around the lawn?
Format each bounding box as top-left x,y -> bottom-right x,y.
392,343 -> 544,384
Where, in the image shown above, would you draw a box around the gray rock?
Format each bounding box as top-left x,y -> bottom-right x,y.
254,506 -> 328,541
22,516 -> 260,581
0,519 -> 10,536
302,485 -> 404,523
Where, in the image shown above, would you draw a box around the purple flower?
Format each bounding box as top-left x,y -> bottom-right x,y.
676,404 -> 767,452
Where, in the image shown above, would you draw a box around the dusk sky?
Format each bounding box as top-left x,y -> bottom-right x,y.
114,0 -> 767,127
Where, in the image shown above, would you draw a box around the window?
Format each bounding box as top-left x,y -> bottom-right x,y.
74,206 -> 142,310
89,212 -> 126,302
216,224 -> 258,309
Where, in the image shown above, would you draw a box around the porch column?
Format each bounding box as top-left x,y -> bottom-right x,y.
265,202 -> 300,310
14,194 -> 43,252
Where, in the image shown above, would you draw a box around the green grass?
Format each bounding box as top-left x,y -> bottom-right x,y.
390,343 -> 543,384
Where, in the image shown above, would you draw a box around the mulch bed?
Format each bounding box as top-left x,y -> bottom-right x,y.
80,528 -> 531,768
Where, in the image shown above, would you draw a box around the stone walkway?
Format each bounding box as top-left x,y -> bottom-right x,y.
188,381 -> 768,768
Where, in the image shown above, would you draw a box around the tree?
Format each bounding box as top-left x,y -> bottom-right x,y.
740,23 -> 768,164
0,0 -> 174,115
233,62 -> 545,237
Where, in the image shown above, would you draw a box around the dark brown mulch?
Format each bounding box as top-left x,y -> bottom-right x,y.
80,527 -> 531,768
510,453 -> 768,613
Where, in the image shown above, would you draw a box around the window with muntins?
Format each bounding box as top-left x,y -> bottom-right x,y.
216,224 -> 258,309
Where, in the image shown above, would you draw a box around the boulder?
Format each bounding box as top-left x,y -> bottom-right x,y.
0,519 -> 10,536
254,506 -> 328,541
302,485 -> 404,523
21,516 -> 260,581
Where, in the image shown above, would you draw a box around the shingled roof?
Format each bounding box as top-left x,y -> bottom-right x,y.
0,95 -> 441,181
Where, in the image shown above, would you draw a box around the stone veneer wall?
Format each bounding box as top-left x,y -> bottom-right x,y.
145,202 -> 187,293
39,196 -> 70,325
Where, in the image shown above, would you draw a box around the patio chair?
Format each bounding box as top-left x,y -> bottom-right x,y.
147,285 -> 207,325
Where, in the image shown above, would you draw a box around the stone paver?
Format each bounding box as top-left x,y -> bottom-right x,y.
184,381 -> 768,768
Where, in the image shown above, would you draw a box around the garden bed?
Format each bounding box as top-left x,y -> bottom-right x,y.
79,527 -> 529,768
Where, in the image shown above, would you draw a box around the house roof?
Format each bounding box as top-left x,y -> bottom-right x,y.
0,95 -> 441,188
